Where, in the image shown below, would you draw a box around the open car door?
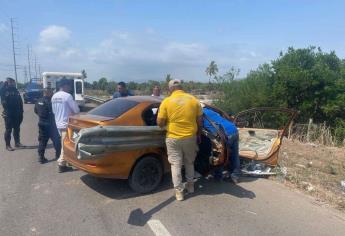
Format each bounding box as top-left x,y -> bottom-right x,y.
234,107 -> 297,167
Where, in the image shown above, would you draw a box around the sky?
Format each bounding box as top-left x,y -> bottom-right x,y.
0,0 -> 345,82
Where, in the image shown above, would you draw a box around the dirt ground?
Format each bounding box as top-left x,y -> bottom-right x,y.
273,139 -> 345,211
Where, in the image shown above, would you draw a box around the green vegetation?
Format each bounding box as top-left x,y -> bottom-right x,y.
87,46 -> 345,145
213,47 -> 345,145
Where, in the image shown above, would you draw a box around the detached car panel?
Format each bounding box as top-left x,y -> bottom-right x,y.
235,107 -> 297,166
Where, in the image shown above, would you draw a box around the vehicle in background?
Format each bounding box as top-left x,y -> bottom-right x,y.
23,82 -> 43,104
42,72 -> 86,107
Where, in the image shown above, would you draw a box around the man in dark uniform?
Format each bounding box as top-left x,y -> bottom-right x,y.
34,88 -> 61,164
0,77 -> 25,151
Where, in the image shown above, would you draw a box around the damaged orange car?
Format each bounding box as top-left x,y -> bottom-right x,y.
63,96 -> 296,193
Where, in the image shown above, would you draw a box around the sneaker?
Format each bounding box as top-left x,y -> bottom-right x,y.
15,143 -> 26,148
58,165 -> 73,173
6,145 -> 14,151
175,189 -> 184,201
230,173 -> 240,184
185,182 -> 194,194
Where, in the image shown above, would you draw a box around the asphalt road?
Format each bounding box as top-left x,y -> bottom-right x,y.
1,104 -> 345,236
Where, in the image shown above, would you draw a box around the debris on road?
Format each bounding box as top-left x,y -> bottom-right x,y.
241,161 -> 276,176
295,164 -> 306,169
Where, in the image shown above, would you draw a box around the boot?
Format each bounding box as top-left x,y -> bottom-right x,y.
6,145 -> 14,151
185,182 -> 194,194
175,188 -> 184,201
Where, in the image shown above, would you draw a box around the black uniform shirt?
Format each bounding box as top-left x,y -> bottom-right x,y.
0,86 -> 23,118
34,96 -> 54,126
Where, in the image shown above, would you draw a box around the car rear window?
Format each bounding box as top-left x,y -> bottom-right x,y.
88,98 -> 139,118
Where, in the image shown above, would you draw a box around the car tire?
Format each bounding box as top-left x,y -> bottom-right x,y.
129,156 -> 163,193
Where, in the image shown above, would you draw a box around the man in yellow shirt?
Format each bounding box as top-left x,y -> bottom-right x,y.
157,79 -> 203,201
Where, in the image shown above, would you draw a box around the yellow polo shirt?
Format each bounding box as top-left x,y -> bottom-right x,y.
158,90 -> 203,139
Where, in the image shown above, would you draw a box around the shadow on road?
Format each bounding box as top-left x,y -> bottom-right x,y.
127,178 -> 256,226
127,196 -> 176,226
191,177 -> 256,199
81,173 -> 256,226
80,174 -> 173,200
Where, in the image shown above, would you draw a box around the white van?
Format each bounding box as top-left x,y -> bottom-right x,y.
42,72 -> 85,107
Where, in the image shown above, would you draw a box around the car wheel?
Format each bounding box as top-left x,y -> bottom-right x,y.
129,156 -> 163,193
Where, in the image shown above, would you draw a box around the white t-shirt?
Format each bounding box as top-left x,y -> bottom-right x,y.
52,91 -> 80,129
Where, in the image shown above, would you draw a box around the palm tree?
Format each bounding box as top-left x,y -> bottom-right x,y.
165,74 -> 172,83
205,61 -> 218,84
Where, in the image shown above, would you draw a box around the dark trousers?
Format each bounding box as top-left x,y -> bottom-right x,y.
227,133 -> 241,174
4,116 -> 22,146
38,124 -> 61,158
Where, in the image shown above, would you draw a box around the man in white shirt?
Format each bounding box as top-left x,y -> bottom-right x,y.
52,78 -> 80,173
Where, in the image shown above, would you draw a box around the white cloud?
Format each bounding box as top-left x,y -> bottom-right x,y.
33,27 -> 271,82
38,25 -> 73,53
0,23 -> 8,32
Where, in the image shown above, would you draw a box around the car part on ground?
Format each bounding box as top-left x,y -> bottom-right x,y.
241,160 -> 276,176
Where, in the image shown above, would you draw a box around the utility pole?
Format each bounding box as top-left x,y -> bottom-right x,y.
10,18 -> 18,86
34,55 -> 38,79
27,45 -> 32,80
23,66 -> 27,83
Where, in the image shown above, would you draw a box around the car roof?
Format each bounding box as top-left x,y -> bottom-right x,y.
116,96 -> 163,103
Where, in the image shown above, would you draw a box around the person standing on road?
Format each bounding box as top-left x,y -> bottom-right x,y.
52,78 -> 80,173
34,88 -> 61,164
157,79 -> 203,201
112,81 -> 133,99
0,77 -> 25,151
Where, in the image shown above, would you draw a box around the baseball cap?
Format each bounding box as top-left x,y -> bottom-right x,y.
168,79 -> 182,89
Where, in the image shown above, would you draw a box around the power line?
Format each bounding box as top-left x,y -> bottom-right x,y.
27,45 -> 32,79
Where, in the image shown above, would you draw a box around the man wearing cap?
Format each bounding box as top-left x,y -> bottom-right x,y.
1,77 -> 25,151
52,78 -> 80,173
34,88 -> 61,164
157,79 -> 203,201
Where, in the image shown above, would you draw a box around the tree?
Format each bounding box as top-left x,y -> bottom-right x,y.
165,74 -> 172,83
98,77 -> 108,90
205,61 -> 218,84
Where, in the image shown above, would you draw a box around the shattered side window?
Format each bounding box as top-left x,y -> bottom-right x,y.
88,99 -> 139,118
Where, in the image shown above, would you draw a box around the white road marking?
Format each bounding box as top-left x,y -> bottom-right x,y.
246,210 -> 257,215
147,219 -> 172,236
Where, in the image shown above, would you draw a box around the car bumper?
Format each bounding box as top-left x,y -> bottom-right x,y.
63,138 -> 165,179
